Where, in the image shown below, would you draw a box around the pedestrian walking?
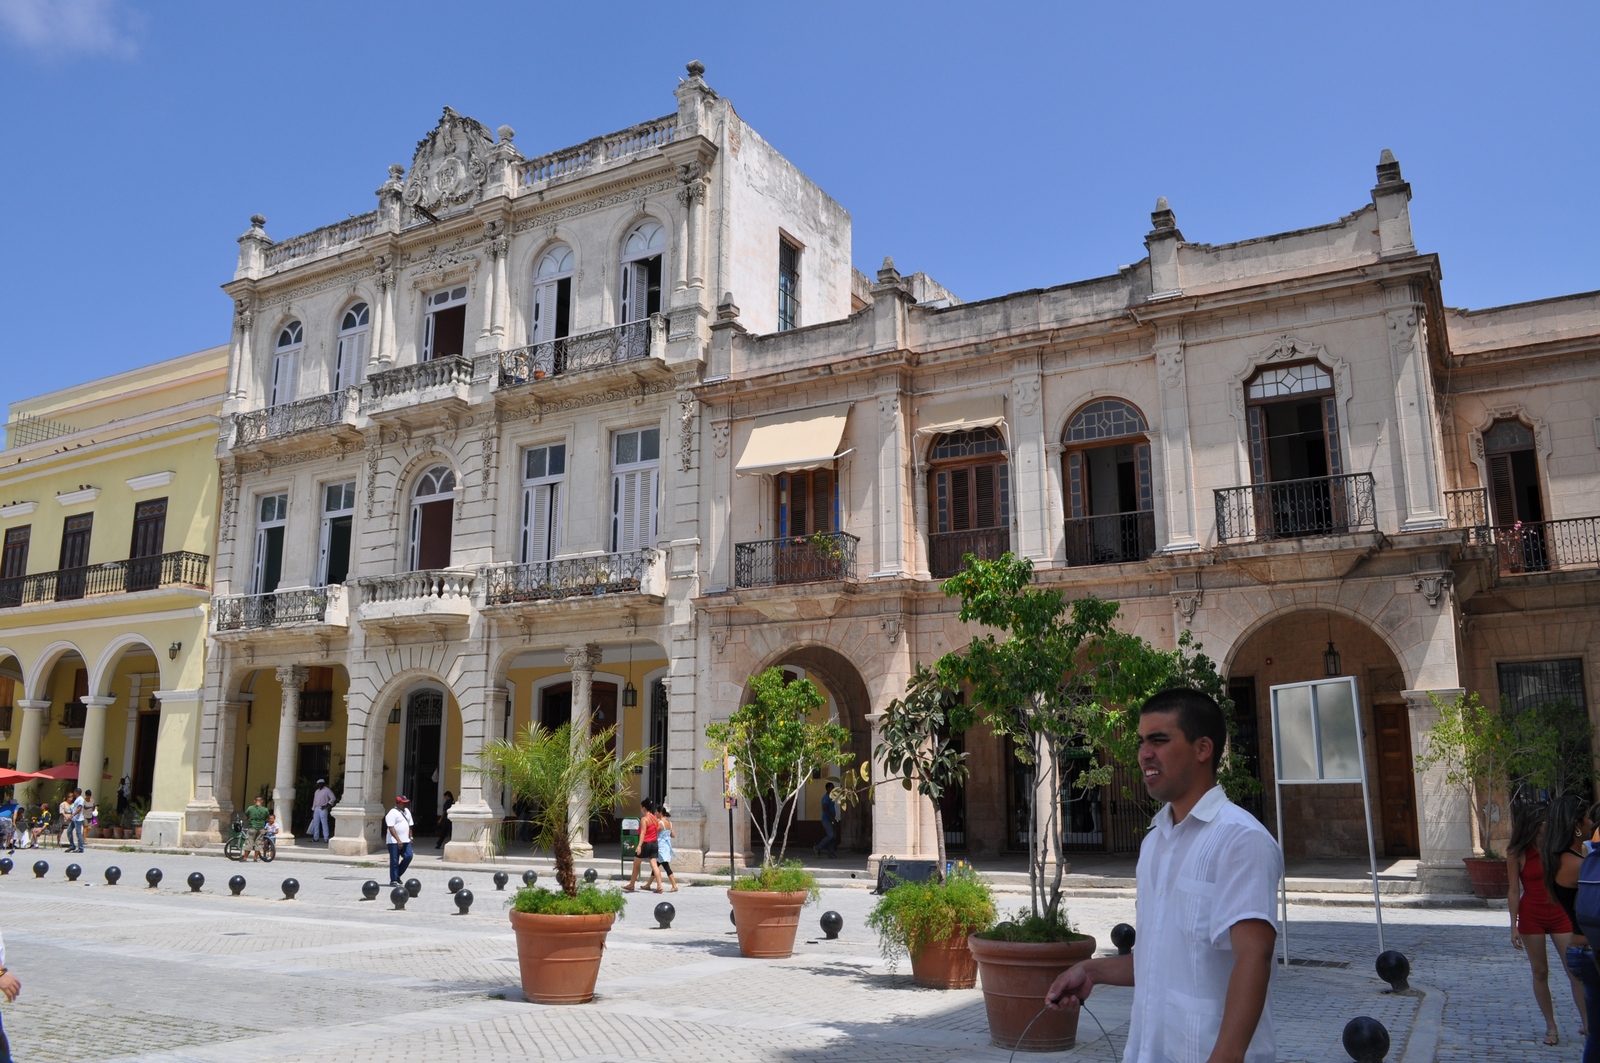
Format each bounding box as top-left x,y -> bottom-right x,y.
813,782 -> 840,858
243,795 -> 269,860
309,779 -> 336,842
1547,795 -> 1600,1063
0,921 -> 21,1063
55,793 -> 71,849
66,788 -> 86,852
116,777 -> 130,819
622,799 -> 662,893
1507,800 -> 1586,1046
655,804 -> 680,892
385,795 -> 414,886
1046,688 -> 1280,1063
434,790 -> 454,850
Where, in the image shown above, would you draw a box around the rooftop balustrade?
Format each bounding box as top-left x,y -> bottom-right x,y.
518,116 -> 676,188
262,212 -> 378,270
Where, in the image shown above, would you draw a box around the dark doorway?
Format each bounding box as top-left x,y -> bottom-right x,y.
126,498 -> 167,591
1373,701 -> 1419,857
133,708 -> 160,801
325,516 -> 352,584
427,307 -> 466,360
647,678 -> 668,807
56,513 -> 93,600
294,743 -> 332,836
539,681 -> 620,843
540,684 -> 572,731
404,689 -> 444,835
1227,677 -> 1266,823
413,500 -> 452,570
939,731 -> 968,851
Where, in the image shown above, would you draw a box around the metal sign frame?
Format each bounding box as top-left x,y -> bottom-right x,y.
1269,675 -> 1384,963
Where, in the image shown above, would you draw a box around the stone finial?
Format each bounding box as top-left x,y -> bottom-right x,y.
249,214 -> 265,229
877,255 -> 901,285
1376,148 -> 1403,186
686,60 -> 706,78
1150,196 -> 1177,233
717,291 -> 740,321
497,125 -> 515,145
384,164 -> 404,185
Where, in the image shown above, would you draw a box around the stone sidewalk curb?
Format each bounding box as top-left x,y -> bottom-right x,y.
1400,982 -> 1446,1063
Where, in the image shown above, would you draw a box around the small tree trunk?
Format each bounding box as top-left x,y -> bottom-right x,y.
933,798 -> 947,883
552,827 -> 578,897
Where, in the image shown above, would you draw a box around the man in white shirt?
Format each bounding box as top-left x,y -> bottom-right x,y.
1047,688 -> 1281,1063
0,923 -> 21,1062
309,779 -> 336,842
384,795 -> 414,887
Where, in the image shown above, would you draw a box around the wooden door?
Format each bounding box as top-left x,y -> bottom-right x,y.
56,513 -> 93,600
1374,703 -> 1419,857
126,498 -> 167,591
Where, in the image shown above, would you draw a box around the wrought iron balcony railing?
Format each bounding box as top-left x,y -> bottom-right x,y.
61,700 -> 87,730
1214,473 -> 1377,544
232,389 -> 358,447
496,319 -> 655,388
298,690 -> 334,723
1064,510 -> 1157,567
213,587 -> 332,631
0,551 -> 209,608
929,527 -> 1010,579
482,550 -> 653,605
1495,517 -> 1600,575
734,532 -> 859,588
364,356 -> 473,404
1445,488 -> 1491,544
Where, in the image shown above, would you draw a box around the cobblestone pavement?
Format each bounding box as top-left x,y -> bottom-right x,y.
0,848 -> 1570,1061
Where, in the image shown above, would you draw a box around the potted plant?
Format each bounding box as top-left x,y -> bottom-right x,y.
128,797 -> 148,840
867,865 -> 996,988
470,722 -> 646,1003
1414,691 -> 1517,898
705,667 -> 853,959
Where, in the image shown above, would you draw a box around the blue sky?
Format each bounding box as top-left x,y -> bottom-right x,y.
1,1 -> 1596,414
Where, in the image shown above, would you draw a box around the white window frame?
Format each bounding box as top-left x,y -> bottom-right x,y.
334,303 -> 370,392
520,443 -> 567,564
408,465 -> 456,571
252,491 -> 288,593
422,285 -> 469,360
531,246 -> 574,345
619,221 -> 665,325
270,322 -> 303,407
610,427 -> 660,553
317,480 -> 356,585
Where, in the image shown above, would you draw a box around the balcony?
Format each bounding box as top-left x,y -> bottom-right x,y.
1445,488 -> 1490,544
482,550 -> 659,606
232,389 -> 359,448
929,528 -> 1010,579
362,356 -> 474,419
1494,517 -> 1600,576
1064,511 -> 1156,568
212,585 -> 348,635
355,569 -> 477,628
298,689 -> 334,724
1214,473 -> 1377,544
735,532 -> 859,589
0,551 -> 210,608
496,318 -> 662,390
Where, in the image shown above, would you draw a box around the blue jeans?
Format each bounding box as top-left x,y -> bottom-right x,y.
387,841 -> 413,884
814,818 -> 838,857
68,820 -> 84,850
1565,946 -> 1600,1063
0,1005 -> 11,1063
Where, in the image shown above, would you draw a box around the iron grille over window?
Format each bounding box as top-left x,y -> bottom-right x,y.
778,239 -> 800,331
1498,659 -> 1587,715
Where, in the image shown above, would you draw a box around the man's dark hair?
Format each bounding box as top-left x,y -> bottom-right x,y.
823,782 -> 835,792
1141,688 -> 1228,770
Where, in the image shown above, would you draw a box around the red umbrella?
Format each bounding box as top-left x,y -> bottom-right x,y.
32,763 -> 79,780
0,769 -> 44,787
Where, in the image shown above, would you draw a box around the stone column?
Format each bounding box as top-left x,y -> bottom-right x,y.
373,258 -> 397,367
14,700 -> 49,805
678,166 -> 707,290
1385,282 -> 1445,530
442,683 -> 502,863
476,222 -> 505,353
1155,322 -> 1200,551
273,665 -> 307,845
1010,367 -> 1049,561
491,231 -> 510,342
330,684 -> 384,856
1406,688 -> 1474,893
564,644 -> 602,856
76,696 -> 115,807
145,689 -> 202,848
211,698 -> 245,821
872,387 -> 906,578
910,455 -> 931,579
228,299 -> 254,403
1044,442 -> 1067,564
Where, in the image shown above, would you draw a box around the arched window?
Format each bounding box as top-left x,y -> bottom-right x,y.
619,220 -> 665,324
928,426 -> 1009,578
408,465 -> 456,570
531,245 -> 574,344
1483,419 -> 1549,572
270,321 -> 303,407
1243,362 -> 1340,483
334,303 -> 369,391
1062,399 -> 1154,566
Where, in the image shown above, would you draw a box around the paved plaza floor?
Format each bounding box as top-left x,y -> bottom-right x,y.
0,847 -> 1580,1061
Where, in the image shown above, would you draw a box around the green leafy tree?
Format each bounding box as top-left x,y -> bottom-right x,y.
1414,691 -> 1517,859
469,723 -> 647,896
704,667 -> 854,867
1508,696 -> 1595,801
876,664 -> 973,880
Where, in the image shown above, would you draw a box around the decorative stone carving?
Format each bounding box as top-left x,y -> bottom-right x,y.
880,615 -> 903,645
677,392 -> 697,471
402,107 -> 495,214
1415,574 -> 1449,608
711,422 -> 730,459
512,177 -> 677,234
365,441 -> 381,518
1172,589 -> 1203,625
710,628 -> 729,654
564,644 -> 603,672
232,298 -> 253,333
406,235 -> 479,279
1258,334 -> 1327,364
1012,377 -> 1041,417
1157,346 -> 1185,389
479,429 -> 497,501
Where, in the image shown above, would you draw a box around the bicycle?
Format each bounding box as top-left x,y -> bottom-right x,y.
223,816 -> 276,862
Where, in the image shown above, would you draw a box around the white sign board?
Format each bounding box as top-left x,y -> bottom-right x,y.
1271,676 -> 1363,783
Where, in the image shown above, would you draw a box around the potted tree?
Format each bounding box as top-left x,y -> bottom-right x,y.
867,865 -> 996,988
1414,691 -> 1518,898
471,722 -> 646,1003
704,667 -> 853,959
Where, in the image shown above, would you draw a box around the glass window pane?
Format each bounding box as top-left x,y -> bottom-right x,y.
325,484 -> 341,512
548,444 -> 566,476
615,431 -> 638,466
1273,685 -> 1318,782
1314,680 -> 1362,782
525,448 -> 546,480
640,427 -> 660,461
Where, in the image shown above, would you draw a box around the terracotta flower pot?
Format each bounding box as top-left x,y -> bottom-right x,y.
967,933 -> 1097,1051
910,932 -> 979,989
509,909 -> 616,1004
728,889 -> 808,958
1463,856 -> 1510,900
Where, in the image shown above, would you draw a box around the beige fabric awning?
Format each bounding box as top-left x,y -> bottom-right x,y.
735,403 -> 852,475
916,394 -> 1005,435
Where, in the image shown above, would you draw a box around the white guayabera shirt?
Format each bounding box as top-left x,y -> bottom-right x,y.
1126,785 -> 1281,1063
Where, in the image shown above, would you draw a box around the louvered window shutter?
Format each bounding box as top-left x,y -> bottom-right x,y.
1322,395 -> 1344,476
1247,406 -> 1267,482
1067,452 -> 1084,518
531,282 -> 554,344
1488,454 -> 1517,526
812,469 -> 833,533
934,470 -> 950,534
271,353 -> 297,406
950,468 -> 971,531
975,464 -> 996,529
523,484 -> 557,563
612,469 -> 657,551
791,473 -> 808,535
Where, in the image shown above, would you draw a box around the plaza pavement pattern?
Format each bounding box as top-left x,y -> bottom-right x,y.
0,848 -> 1574,1061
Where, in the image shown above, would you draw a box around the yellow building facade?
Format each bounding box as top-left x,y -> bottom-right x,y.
0,347 -> 226,845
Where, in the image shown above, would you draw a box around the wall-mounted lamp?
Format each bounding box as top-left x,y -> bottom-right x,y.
168,641 -> 182,660
1323,640 -> 1342,677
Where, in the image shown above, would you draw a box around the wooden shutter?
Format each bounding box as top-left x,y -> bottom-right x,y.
1322,395 -> 1344,476
2,527 -> 30,580
611,468 -> 657,552
791,473 -> 808,535
950,468 -> 971,531
1246,406 -> 1267,483
1488,454 -> 1517,526
416,500 -> 453,570
531,281 -> 555,344
975,464 -> 996,529
129,499 -> 167,558
1135,442 -> 1153,511
271,351 -> 298,406
933,470 -> 950,534
1067,452 -> 1084,519
812,469 -> 834,533
59,514 -> 92,569
522,483 -> 559,563
621,261 -> 651,324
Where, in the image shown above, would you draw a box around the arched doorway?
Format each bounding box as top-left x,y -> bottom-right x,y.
1061,398 -> 1155,566
927,426 -> 1010,578
1228,611 -> 1418,859
408,466 -> 455,571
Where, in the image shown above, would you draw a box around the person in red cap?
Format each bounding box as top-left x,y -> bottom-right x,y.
385,795 -> 414,886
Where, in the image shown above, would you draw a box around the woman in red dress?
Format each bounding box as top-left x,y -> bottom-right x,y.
1508,800 -> 1587,1046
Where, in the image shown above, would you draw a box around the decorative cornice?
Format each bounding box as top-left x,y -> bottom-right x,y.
259,267 -> 377,308
125,471 -> 176,492
512,176 -> 677,234
55,487 -> 100,506
0,501 -> 38,519
232,439 -> 365,476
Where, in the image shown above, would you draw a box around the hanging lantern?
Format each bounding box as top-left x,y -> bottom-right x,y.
1324,640 -> 1342,677
623,681 -> 638,708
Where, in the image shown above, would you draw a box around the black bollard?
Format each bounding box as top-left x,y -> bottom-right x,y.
0,857 -> 11,874
104,865 -> 121,885
361,880 -> 380,901
229,875 -> 246,896
1342,1016 -> 1390,1063
404,878 -> 421,898
66,864 -> 82,882
145,868 -> 162,888
820,911 -> 843,940
455,888 -> 473,915
281,877 -> 299,900
33,860 -> 48,878
654,901 -> 675,929
493,870 -> 509,890
1375,950 -> 1411,993
1111,923 -> 1136,955
521,869 -> 538,887
390,885 -> 409,910
187,872 -> 205,893
730,909 -> 737,927
447,876 -> 465,895
583,868 -> 598,884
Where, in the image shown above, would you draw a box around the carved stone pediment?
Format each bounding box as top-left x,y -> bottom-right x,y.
403,107 -> 495,214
